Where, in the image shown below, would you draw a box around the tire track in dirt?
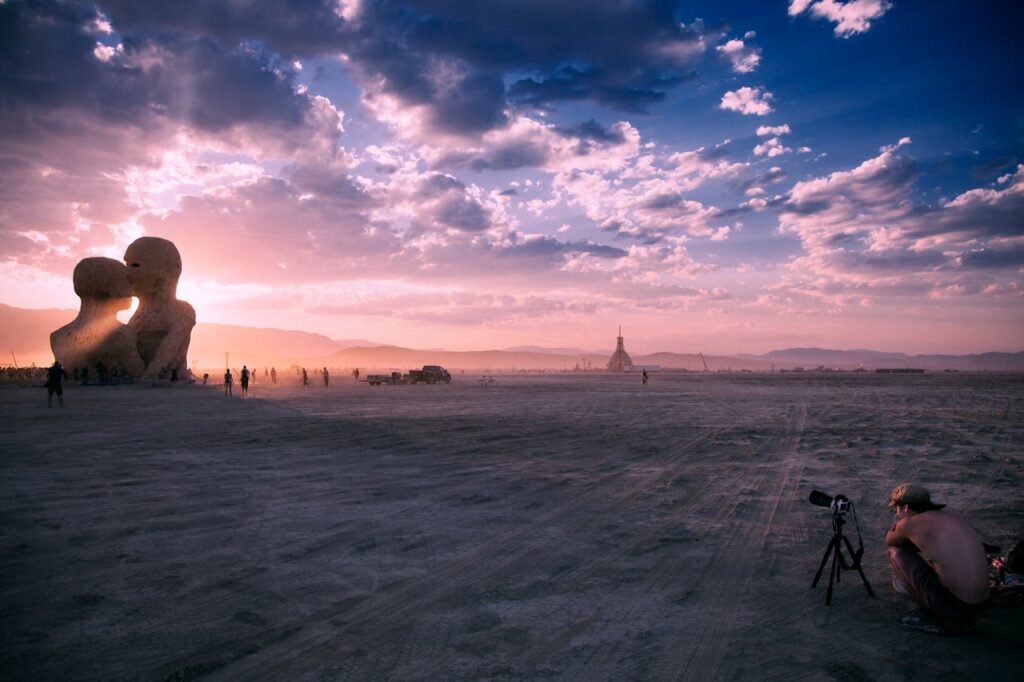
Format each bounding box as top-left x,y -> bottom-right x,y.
306,426 -> 724,680
152,427 -> 721,680
647,404 -> 809,681
527,403 -> 809,679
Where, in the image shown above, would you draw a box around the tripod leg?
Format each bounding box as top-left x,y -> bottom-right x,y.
812,536 -> 836,588
842,536 -> 875,597
826,537 -> 840,605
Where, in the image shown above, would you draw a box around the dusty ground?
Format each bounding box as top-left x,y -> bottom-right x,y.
1,373 -> 1022,680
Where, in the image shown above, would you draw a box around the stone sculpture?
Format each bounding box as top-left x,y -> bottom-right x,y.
123,236 -> 196,380
50,257 -> 146,378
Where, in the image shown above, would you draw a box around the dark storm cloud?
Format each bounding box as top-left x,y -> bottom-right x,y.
1,1 -> 312,136
0,0 -> 336,264
75,1 -> 713,137
347,0 -> 710,132
96,0 -> 351,56
429,72 -> 509,134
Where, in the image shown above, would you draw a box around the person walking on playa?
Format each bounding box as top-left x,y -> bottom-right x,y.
224,368 -> 233,396
642,369 -> 648,386
240,365 -> 250,397
45,360 -> 66,408
302,368 -> 309,386
270,367 -> 277,385
322,367 -> 329,388
886,483 -> 990,634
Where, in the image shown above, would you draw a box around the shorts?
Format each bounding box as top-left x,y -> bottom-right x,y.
890,545 -> 989,631
47,383 -> 63,396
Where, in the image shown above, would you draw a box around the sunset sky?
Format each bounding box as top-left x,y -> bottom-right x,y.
2,0 -> 1022,354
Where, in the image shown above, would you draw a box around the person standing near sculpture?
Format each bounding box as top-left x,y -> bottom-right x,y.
50,257 -> 146,379
323,367 -> 329,388
123,237 -> 195,381
45,361 -> 66,408
224,368 -> 233,396
240,365 -> 250,397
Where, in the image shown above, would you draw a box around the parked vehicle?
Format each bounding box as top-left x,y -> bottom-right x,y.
408,365 -> 452,384
366,366 -> 452,386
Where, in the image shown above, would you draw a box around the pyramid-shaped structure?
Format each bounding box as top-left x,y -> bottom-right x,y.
606,326 -> 633,372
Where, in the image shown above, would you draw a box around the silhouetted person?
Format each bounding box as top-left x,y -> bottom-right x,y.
224,369 -> 233,396
270,367 -> 277,385
95,360 -> 108,384
203,372 -> 209,385
302,368 -> 309,386
353,368 -> 360,381
45,361 -> 65,408
124,237 -> 195,381
323,367 -> 329,387
240,365 -> 250,397
171,367 -> 178,382
50,257 -> 145,378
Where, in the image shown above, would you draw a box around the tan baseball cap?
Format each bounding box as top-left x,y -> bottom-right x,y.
889,483 -> 946,510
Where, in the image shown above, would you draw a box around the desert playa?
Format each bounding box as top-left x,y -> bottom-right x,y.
2,372 -> 1022,680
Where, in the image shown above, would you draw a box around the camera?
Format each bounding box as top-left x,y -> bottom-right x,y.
809,490 -> 850,514
808,489 -> 873,604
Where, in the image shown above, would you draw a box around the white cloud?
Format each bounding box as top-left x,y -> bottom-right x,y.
716,38 -> 761,74
756,124 -> 791,137
789,0 -> 893,38
720,87 -> 774,116
774,143 -> 1024,303
753,137 -> 791,158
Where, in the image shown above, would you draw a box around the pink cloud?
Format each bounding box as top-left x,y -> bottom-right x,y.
716,37 -> 761,74
775,142 -> 1024,303
720,87 -> 774,115
789,0 -> 893,38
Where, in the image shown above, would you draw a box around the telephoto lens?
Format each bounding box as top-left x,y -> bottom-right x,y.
809,490 -> 834,508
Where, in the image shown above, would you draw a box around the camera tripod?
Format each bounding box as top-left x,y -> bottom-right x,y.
811,509 -> 875,605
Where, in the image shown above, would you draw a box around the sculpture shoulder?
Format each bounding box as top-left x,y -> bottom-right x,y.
173,300 -> 197,324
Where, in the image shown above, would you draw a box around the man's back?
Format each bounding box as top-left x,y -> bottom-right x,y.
899,510 -> 989,603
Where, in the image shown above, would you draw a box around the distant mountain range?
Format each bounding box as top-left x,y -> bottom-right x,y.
736,347 -> 1024,371
1,303 -> 1020,371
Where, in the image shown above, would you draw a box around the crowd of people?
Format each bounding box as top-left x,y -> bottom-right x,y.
0,365 -> 49,384
194,365 -> 351,397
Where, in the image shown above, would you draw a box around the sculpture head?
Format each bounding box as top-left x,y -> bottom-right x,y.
73,257 -> 134,309
124,236 -> 182,297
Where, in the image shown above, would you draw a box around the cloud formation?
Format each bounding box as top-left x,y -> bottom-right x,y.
777,140 -> 1024,302
788,0 -> 893,38
720,87 -> 774,115
716,33 -> 761,74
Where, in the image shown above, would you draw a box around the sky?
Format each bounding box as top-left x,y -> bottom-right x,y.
1,0 -> 1022,355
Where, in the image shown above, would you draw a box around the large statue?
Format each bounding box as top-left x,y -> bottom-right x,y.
123,236 -> 195,380
50,257 -> 146,378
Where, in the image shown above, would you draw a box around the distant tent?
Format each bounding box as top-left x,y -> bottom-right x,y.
607,326 -> 633,372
